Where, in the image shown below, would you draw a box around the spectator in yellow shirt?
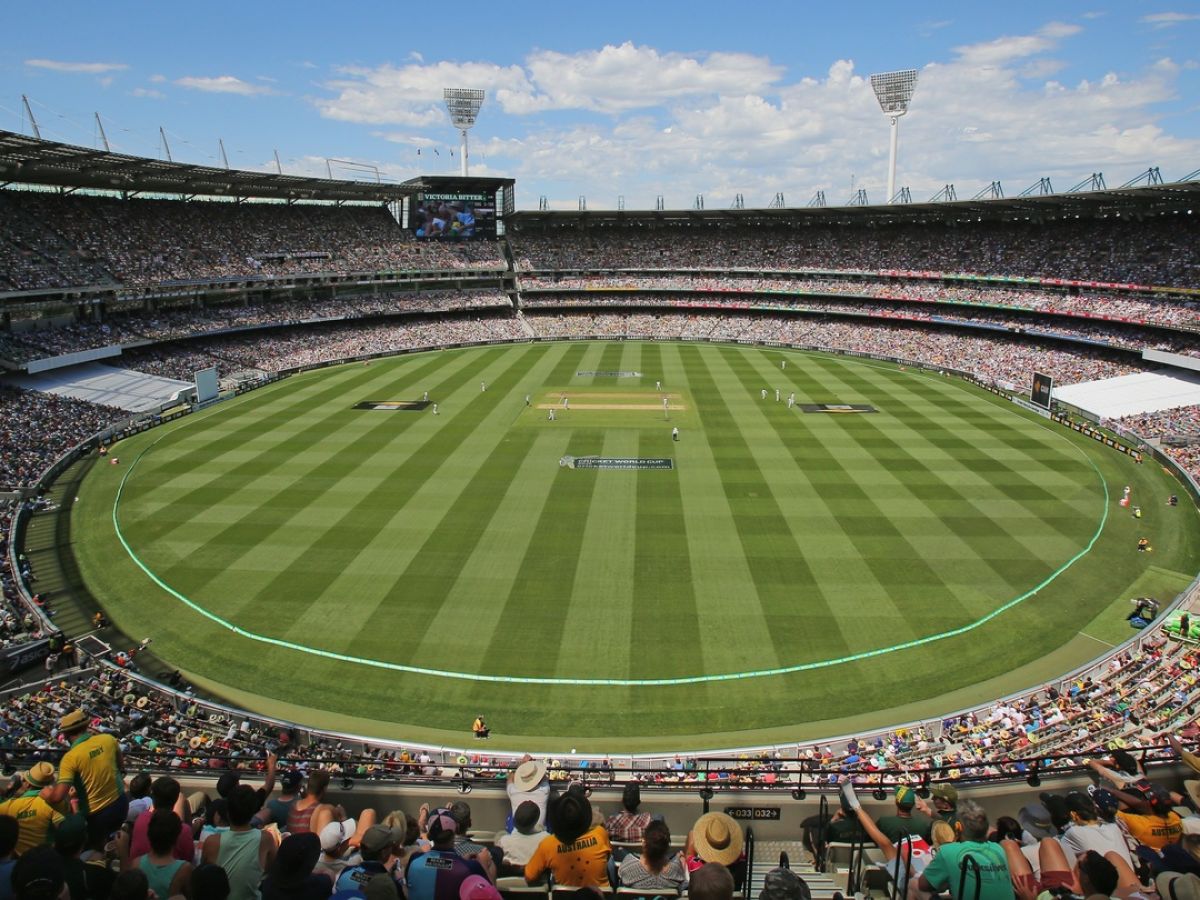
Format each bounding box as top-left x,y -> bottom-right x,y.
40,709 -> 127,845
0,762 -> 66,855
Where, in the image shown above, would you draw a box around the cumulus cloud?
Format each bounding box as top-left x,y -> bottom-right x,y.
25,59 -> 128,74
314,22 -> 1200,209
130,87 -> 165,99
176,75 -> 275,96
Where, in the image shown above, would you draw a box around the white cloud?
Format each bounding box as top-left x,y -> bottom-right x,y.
306,23 -> 1199,210
952,22 -> 1081,67
1140,11 -> 1200,28
176,75 -> 274,96
131,87 -> 165,99
315,42 -> 782,124
24,59 -> 128,74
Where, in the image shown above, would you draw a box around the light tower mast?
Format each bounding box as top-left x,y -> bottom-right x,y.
869,69 -> 918,204
442,88 -> 486,177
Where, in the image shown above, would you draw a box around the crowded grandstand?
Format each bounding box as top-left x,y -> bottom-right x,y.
4,127 -> 1200,900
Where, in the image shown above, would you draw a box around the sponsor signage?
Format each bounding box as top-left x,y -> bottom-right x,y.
560,456 -> 674,470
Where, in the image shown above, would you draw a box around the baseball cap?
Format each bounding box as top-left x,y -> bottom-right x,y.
280,770 -> 303,791
894,786 -> 916,809
460,875 -> 503,900
319,818 -> 358,852
426,808 -> 459,842
930,784 -> 958,805
360,824 -> 405,854
216,772 -> 241,798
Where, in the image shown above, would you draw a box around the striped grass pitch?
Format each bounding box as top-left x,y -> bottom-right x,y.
73,342 -> 1200,750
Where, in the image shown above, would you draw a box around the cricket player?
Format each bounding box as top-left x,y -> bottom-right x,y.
432,403 -> 439,415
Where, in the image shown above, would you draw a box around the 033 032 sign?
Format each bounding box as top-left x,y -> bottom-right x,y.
723,807 -> 781,820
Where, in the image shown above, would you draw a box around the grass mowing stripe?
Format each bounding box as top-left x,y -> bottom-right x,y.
718,346 -> 958,641
680,344 -> 847,663
793,360 -> 1079,560
123,353 -> 458,535
657,343 -> 782,674
478,430 -> 604,678
406,427 -> 576,665
630,343 -> 704,680
331,344 -> 575,653
555,428 -> 639,679
131,346 -> 503,621
229,345 -> 540,637
821,363 -> 1098,575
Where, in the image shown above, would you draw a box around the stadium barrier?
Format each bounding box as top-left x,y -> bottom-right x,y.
12,331 -> 1200,763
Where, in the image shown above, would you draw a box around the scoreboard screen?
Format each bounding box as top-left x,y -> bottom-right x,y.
411,192 -> 495,240
1031,372 -> 1053,410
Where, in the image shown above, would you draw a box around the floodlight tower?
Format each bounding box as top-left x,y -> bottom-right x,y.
869,69 -> 918,204
443,88 -> 486,177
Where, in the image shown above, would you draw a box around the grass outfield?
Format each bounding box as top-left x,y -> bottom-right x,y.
72,341 -> 1200,751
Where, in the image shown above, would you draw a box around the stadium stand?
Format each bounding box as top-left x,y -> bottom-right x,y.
6,168 -> 1200,900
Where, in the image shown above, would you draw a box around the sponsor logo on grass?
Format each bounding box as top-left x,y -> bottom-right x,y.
799,403 -> 878,414
574,370 -> 643,377
353,400 -> 431,411
559,456 -> 674,470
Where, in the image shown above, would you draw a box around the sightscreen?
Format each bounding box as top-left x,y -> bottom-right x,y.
411,192 -> 495,240
195,367 -> 219,404
1031,371 -> 1053,410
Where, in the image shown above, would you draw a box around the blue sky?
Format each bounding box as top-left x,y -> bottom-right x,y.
3,1 -> 1198,209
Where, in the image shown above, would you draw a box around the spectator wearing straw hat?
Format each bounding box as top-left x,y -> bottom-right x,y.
684,811 -> 745,891
525,791 -> 611,889
0,762 -> 66,855
506,756 -> 549,828
41,709 -> 127,845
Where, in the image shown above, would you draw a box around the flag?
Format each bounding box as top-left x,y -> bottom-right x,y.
434,148 -> 440,156
416,148 -> 421,155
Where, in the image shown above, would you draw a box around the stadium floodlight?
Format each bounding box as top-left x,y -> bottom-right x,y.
869,69 -> 918,205
443,88 -> 486,177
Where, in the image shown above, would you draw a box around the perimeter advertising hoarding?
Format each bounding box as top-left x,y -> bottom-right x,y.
1031,372 -> 1053,410
411,192 -> 496,240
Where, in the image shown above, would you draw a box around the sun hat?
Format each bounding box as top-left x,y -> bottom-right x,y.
24,761 -> 56,788
59,709 -> 88,731
136,697 -> 149,709
691,811 -> 744,866
513,759 -> 547,792
551,792 -> 593,845
1018,803 -> 1055,841
1158,872 -> 1200,900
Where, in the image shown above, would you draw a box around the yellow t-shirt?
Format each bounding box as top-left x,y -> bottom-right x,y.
1117,810 -> 1182,850
58,732 -> 123,816
525,826 -> 612,888
0,792 -> 65,855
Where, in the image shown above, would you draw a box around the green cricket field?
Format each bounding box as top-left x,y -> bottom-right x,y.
70,341 -> 1200,752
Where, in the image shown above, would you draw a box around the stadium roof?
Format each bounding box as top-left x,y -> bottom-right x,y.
0,130 -> 417,203
510,179 -> 1200,228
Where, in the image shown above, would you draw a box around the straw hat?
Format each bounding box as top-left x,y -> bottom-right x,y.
691,811 -> 744,865
512,759 -> 547,792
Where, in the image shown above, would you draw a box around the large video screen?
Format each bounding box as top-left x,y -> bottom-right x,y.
1031,371 -> 1054,410
411,192 -> 495,240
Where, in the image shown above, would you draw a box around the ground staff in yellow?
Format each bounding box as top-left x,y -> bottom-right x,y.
0,762 -> 67,854
40,709 -> 128,844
